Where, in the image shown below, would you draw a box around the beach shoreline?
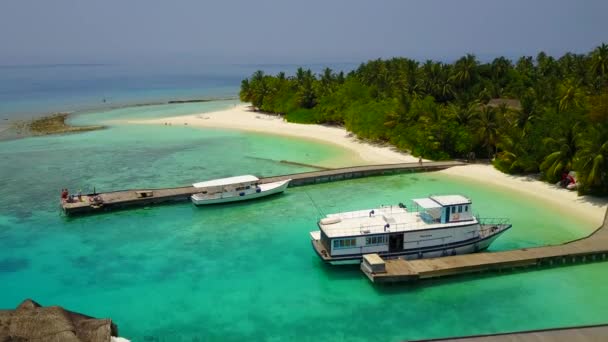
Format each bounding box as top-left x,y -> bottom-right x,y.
439,165 -> 607,229
121,104 -> 420,167
122,103 -> 607,229
0,97 -> 241,141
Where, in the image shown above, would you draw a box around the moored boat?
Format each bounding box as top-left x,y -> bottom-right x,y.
310,194 -> 511,264
191,175 -> 290,205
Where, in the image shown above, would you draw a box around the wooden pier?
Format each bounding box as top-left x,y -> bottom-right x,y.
407,324 -> 608,341
362,207 -> 608,283
61,161 -> 464,216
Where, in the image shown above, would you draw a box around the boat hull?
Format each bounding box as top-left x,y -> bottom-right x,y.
191,180 -> 290,205
311,224 -> 512,264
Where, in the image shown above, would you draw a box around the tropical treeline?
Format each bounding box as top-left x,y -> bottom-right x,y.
240,44 -> 608,195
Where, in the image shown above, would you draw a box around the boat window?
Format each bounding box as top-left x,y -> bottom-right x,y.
365,235 -> 387,246
333,238 -> 357,249
465,205 -> 468,212
458,205 -> 463,213
451,206 -> 456,213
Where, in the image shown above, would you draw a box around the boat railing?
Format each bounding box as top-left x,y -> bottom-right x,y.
478,217 -> 511,226
328,205 -> 406,220
355,219 -> 433,236
478,217 -> 511,238
328,210 -> 370,220
350,217 -> 508,237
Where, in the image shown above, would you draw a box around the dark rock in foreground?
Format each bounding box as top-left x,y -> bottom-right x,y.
0,299 -> 122,342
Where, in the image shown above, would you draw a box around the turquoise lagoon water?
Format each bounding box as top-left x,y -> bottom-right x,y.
1,102 -> 607,341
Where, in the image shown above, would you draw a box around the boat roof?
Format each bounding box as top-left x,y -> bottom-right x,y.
412,198 -> 442,209
193,175 -> 259,188
430,195 -> 471,206
319,206 -> 477,238
413,195 -> 471,208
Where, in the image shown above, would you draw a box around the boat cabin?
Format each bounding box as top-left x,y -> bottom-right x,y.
192,175 -> 260,194
412,195 -> 472,224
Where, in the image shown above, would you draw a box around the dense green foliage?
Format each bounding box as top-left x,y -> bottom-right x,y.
241,44 -> 608,195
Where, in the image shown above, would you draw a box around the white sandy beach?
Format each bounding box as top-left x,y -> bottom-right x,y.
440,165 -> 607,228
124,104 -> 419,166
126,104 -> 607,228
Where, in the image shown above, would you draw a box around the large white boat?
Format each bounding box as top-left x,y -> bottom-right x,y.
191,175 -> 290,205
310,195 -> 511,263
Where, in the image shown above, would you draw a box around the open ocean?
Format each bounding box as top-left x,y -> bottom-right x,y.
1,64 -> 607,341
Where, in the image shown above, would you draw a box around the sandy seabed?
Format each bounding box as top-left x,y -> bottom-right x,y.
125,104 -> 607,229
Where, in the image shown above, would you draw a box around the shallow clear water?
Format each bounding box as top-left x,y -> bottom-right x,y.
0,102 -> 606,341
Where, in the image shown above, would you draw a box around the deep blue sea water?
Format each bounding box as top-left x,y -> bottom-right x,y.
1,64 -> 607,341
0,62 -> 357,120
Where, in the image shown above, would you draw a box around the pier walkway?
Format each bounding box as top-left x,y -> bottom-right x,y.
362,207 -> 608,283
61,161 -> 463,216
407,324 -> 608,341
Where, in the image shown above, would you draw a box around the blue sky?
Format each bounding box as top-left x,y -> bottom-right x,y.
1,0 -> 607,65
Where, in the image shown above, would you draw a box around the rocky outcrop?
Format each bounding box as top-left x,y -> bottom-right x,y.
0,299 -> 119,342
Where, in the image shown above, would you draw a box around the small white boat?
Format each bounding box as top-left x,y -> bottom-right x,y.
310,194 -> 511,264
190,175 -> 290,205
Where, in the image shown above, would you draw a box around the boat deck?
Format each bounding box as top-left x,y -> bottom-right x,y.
61,161 -> 463,216
321,208 -> 479,238
362,208 -> 608,283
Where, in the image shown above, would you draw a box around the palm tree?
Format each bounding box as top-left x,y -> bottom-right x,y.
472,105 -> 500,159
318,67 -> 335,97
536,51 -> 557,78
590,43 -> 608,78
515,108 -> 536,138
558,79 -> 585,112
516,56 -> 534,77
447,101 -> 479,126
539,126 -> 578,182
436,71 -> 455,102
239,79 -> 251,102
247,70 -> 268,109
251,70 -> 265,83
574,126 -> 608,193
295,68 -> 317,108
421,60 -> 440,96
491,56 -> 512,81
495,102 -> 512,125
452,54 -> 478,88
589,92 -> 608,124
558,53 -> 589,83
336,71 -> 345,84
420,61 -> 454,102
495,130 -> 528,173
394,59 -> 421,99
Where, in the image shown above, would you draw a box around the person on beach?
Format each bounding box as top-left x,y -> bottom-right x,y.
560,172 -> 569,187
418,156 -> 423,165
